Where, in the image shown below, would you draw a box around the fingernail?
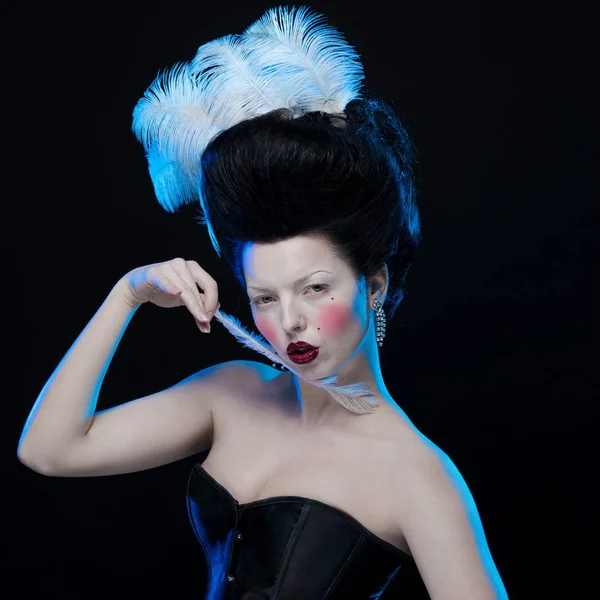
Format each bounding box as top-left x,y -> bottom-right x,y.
206,311 -> 214,319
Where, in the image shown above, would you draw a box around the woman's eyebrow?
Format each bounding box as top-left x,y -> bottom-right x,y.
248,270 -> 332,292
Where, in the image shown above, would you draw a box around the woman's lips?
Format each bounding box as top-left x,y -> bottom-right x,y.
286,341 -> 316,353
287,348 -> 320,364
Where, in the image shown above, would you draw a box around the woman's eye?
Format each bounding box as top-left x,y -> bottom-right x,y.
309,284 -> 327,293
252,284 -> 328,306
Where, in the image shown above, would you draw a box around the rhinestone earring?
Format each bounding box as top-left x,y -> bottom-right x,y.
373,298 -> 386,347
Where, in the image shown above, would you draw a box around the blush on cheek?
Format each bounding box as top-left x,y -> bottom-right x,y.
318,303 -> 353,336
255,316 -> 277,344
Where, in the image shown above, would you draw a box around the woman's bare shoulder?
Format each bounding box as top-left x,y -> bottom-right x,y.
210,360 -> 284,416
216,359 -> 281,388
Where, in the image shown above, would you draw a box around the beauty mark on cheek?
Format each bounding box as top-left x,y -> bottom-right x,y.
318,303 -> 353,336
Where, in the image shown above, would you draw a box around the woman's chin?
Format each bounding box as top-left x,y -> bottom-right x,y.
290,356 -> 339,382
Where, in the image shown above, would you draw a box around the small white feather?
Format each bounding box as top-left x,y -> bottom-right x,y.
213,306 -> 379,414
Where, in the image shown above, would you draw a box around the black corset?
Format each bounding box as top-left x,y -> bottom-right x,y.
186,463 -> 428,599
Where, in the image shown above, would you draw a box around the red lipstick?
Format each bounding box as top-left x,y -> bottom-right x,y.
286,341 -> 319,365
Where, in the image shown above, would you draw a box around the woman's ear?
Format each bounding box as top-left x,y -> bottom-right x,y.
368,263 -> 388,305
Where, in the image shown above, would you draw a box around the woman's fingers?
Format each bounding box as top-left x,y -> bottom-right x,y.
118,258 -> 219,335
160,266 -> 209,326
186,260 -> 219,317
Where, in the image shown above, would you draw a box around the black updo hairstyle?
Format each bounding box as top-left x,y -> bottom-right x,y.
199,94 -> 421,322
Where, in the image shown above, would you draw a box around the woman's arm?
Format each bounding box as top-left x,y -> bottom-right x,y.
17,279 -> 140,471
396,447 -> 509,599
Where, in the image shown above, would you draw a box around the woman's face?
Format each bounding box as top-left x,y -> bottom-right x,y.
243,234 -> 371,378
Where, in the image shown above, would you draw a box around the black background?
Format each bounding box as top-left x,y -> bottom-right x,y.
5,0 -> 597,598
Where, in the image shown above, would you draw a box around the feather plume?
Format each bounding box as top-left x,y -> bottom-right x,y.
132,62 -> 223,212
132,6 -> 365,213
242,6 -> 365,114
189,34 -> 290,118
212,306 -> 379,414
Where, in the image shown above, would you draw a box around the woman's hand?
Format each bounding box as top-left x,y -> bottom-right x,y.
119,258 -> 219,333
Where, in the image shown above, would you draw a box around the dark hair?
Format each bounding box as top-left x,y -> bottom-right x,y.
198,94 -> 421,321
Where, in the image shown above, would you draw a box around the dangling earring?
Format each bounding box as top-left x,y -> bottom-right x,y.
373,298 -> 386,347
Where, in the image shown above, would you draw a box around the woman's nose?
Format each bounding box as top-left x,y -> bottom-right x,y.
280,306 -> 306,334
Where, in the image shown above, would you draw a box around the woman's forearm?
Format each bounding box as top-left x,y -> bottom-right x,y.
17,279 -> 139,472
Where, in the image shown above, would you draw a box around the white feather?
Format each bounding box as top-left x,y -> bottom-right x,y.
132,62 -> 223,212
213,306 -> 379,414
189,34 -> 285,119
242,5 -> 364,114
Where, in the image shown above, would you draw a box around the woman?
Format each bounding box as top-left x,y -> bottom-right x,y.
17,6 -> 508,599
